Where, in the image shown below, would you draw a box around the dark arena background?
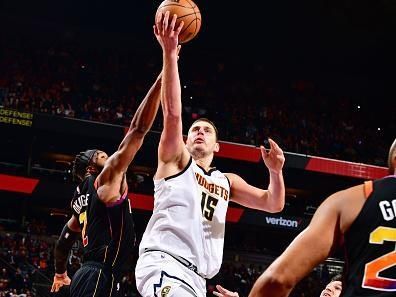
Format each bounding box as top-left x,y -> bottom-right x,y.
0,0 -> 395,296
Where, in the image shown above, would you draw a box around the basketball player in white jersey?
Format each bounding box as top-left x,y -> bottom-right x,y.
135,12 -> 286,297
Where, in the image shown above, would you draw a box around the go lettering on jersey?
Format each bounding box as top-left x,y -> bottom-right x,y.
362,199 -> 396,291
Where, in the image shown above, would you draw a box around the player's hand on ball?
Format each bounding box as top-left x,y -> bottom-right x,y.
155,0 -> 201,43
154,11 -> 184,52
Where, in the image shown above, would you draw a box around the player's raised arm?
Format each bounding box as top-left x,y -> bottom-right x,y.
154,12 -> 190,178
96,72 -> 162,204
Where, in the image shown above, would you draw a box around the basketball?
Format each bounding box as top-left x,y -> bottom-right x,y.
155,0 -> 201,44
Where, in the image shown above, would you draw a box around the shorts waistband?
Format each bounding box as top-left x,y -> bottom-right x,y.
144,249 -> 206,279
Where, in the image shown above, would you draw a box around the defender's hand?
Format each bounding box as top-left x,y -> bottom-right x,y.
213,285 -> 240,297
51,272 -> 71,292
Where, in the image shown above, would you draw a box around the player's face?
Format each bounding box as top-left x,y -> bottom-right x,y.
94,151 -> 108,169
320,281 -> 342,297
186,121 -> 219,157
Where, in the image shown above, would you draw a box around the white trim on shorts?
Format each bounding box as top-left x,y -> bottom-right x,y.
153,270 -> 198,297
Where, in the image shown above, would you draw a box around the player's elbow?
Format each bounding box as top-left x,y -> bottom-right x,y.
268,275 -> 294,294
269,202 -> 285,213
263,200 -> 284,213
265,191 -> 285,213
127,127 -> 147,140
251,270 -> 294,296
130,117 -> 153,135
162,107 -> 181,121
162,113 -> 182,133
266,272 -> 294,289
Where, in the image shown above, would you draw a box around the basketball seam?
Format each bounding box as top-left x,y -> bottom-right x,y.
158,0 -> 200,43
183,0 -> 196,9
176,12 -> 199,20
157,4 -> 200,20
180,18 -> 195,37
185,0 -> 199,40
158,4 -> 193,9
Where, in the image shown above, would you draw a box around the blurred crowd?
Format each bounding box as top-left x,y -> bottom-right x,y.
0,44 -> 393,166
0,221 -> 51,296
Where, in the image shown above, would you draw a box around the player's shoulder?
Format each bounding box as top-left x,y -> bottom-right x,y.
223,172 -> 237,182
321,184 -> 365,210
336,183 -> 364,198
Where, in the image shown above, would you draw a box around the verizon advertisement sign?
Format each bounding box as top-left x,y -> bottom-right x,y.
240,210 -> 305,230
264,216 -> 301,228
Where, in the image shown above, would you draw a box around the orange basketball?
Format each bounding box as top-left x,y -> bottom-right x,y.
155,0 -> 202,44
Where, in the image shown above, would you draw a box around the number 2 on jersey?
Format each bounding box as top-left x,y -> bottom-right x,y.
363,226 -> 396,291
79,211 -> 89,247
201,192 -> 218,221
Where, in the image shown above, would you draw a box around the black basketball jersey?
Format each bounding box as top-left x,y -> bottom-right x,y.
70,175 -> 136,278
343,175 -> 396,297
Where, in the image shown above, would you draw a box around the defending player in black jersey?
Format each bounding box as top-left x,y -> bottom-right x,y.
50,70 -> 164,296
249,138 -> 396,297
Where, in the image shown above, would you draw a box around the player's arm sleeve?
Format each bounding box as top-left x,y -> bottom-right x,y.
54,216 -> 80,274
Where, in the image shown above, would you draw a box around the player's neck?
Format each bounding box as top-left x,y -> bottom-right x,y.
194,155 -> 214,172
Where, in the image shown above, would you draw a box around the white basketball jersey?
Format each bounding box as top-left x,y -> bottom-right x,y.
139,157 -> 230,279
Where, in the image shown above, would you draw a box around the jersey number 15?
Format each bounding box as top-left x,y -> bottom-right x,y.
201,192 -> 219,221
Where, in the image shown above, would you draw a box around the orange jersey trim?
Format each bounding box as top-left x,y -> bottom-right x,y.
364,180 -> 373,199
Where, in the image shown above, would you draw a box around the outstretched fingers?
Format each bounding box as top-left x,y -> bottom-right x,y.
260,145 -> 269,159
269,138 -> 285,161
213,285 -> 239,297
154,11 -> 184,47
268,138 -> 281,153
260,138 -> 285,173
162,11 -> 170,35
169,13 -> 177,33
175,19 -> 184,35
155,11 -> 164,33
